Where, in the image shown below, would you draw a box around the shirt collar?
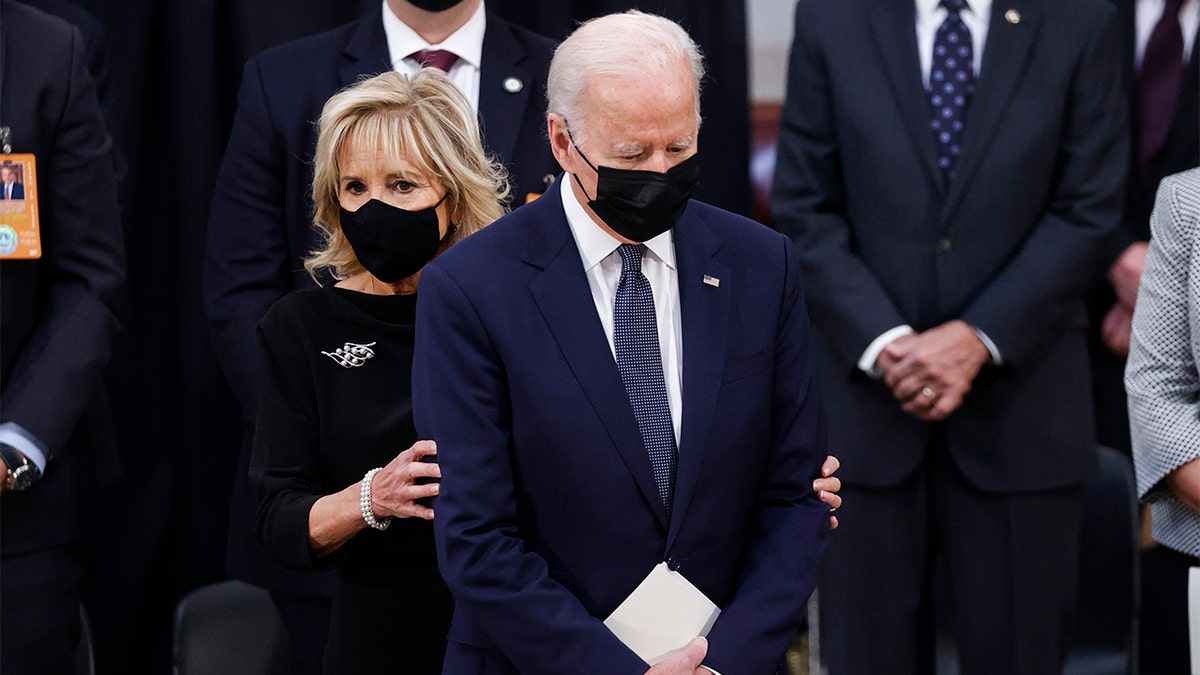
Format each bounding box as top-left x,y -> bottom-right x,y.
559,173 -> 676,273
916,0 -> 988,17
382,0 -> 486,71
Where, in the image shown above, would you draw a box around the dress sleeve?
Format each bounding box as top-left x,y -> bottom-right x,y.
251,302 -> 341,571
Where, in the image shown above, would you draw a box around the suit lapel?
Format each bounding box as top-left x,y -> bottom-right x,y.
944,0 -> 1041,216
666,209 -> 729,549
870,0 -> 944,191
524,186 -> 670,529
478,16 -> 535,170
340,15 -> 392,88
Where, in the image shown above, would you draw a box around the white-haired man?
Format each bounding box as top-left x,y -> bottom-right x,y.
414,10 -> 831,674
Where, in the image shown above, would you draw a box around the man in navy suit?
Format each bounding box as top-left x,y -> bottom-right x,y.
0,2 -> 124,672
771,0 -> 1127,673
414,11 -> 830,674
202,1 -> 558,670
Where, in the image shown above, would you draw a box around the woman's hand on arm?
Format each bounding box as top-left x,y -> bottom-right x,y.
305,440 -> 441,558
371,440 -> 440,520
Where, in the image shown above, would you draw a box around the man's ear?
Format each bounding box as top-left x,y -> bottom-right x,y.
546,114 -> 573,174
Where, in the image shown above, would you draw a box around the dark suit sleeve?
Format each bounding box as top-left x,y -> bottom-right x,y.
203,58 -> 297,421
414,263 -> 648,674
1,24 -> 123,457
957,8 -> 1127,364
703,236 -> 831,674
770,3 -> 910,369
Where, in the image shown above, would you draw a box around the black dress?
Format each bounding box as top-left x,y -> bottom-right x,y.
252,286 -> 450,674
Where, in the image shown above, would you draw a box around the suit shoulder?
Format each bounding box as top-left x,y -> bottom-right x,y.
687,200 -> 782,244
1038,0 -> 1118,31
4,1 -> 77,49
247,17 -> 365,73
429,199 -> 554,280
486,13 -> 558,59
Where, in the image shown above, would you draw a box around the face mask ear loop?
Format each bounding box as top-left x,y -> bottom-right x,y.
565,125 -> 600,202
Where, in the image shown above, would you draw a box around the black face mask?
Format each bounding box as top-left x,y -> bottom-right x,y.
407,0 -> 464,12
569,136 -> 700,243
338,194 -> 453,284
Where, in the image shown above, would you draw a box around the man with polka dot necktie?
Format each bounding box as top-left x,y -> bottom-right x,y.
773,0 -> 1132,672
928,0 -> 975,181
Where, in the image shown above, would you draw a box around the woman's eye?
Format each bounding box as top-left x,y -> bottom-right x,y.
345,181 -> 365,194
394,180 -> 416,192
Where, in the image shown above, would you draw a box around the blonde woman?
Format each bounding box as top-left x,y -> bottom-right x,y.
250,69 -> 506,674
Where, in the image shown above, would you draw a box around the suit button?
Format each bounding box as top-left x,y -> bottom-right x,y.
936,238 -> 953,253
666,557 -> 681,571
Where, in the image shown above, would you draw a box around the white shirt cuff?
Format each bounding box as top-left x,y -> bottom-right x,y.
858,325 -> 915,377
0,422 -> 48,472
971,327 -> 1003,365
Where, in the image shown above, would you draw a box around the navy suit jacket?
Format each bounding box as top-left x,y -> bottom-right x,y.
3,182 -> 23,200
0,0 -> 123,554
204,10 -> 557,420
771,0 -> 1128,491
413,181 -> 831,674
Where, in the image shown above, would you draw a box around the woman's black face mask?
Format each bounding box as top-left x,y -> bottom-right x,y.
568,130 -> 700,243
338,193 -> 453,283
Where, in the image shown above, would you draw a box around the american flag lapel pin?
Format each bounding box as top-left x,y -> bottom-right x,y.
702,274 -> 720,288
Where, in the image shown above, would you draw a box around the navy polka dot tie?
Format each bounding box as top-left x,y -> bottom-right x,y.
929,0 -> 976,182
613,244 -> 677,521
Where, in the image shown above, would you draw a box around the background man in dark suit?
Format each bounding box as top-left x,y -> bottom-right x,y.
771,0 -> 1127,672
202,0 -> 557,670
414,11 -> 830,674
1,163 -> 24,199
0,1 -> 124,672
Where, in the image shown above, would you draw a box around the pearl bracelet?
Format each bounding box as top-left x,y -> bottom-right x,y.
360,467 -> 391,531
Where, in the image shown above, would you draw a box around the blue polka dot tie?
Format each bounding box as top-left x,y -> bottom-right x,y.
613,244 -> 677,521
929,0 -> 976,182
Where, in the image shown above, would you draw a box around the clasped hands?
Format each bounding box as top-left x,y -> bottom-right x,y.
877,320 -> 990,422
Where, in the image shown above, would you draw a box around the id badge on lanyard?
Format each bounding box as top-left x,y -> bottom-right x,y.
0,127 -> 39,259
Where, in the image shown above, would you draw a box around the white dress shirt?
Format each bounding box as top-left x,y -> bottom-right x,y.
1136,0 -> 1200,68
915,0 -> 992,86
382,0 -> 485,110
561,177 -> 683,446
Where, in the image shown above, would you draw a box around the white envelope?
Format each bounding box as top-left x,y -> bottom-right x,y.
604,562 -> 721,664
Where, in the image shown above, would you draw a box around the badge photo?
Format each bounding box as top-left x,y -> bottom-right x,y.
0,154 -> 40,259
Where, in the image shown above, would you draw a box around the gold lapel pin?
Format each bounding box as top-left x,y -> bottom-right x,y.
1005,9 -> 1020,24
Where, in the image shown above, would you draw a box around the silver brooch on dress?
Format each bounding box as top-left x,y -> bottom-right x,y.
322,341 -> 377,368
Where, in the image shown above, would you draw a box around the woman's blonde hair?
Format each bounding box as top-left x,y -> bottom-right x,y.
305,69 -> 509,280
